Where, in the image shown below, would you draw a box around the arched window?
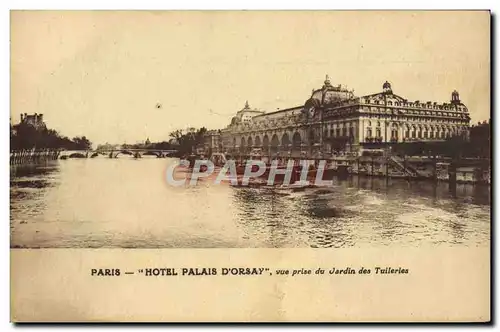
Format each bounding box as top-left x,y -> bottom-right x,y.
366,127 -> 372,138
240,137 -> 246,152
391,129 -> 398,141
255,136 -> 261,147
263,135 -> 269,149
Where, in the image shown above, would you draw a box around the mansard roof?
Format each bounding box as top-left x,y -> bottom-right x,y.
360,90 -> 468,111
252,106 -> 303,118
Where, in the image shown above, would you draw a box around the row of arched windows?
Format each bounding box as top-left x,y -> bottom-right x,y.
365,128 -> 382,138
365,125 -> 465,141
403,126 -> 463,139
234,132 -> 305,151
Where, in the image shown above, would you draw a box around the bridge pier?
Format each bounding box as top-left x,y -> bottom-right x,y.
100,149 -> 177,159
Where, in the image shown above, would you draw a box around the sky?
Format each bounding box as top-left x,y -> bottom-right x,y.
11,11 -> 490,145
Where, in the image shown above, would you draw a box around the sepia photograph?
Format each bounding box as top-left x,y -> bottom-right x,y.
9,9 -> 491,322
10,11 -> 490,249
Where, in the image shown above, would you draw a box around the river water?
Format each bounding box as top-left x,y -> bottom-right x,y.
10,157 -> 490,248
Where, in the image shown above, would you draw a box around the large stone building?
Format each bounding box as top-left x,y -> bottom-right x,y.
220,75 -> 471,158
19,113 -> 46,130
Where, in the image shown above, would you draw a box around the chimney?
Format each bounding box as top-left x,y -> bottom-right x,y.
20,113 -> 24,122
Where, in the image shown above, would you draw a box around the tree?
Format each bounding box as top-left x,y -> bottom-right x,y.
10,121 -> 93,151
328,136 -> 350,152
169,129 -> 184,141
151,141 -> 172,150
167,127 -> 208,155
72,136 -> 92,150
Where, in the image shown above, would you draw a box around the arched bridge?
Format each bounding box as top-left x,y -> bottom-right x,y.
105,149 -> 177,158
59,149 -> 177,159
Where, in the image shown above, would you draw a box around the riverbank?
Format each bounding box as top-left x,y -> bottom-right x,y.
224,153 -> 491,185
10,149 -> 60,165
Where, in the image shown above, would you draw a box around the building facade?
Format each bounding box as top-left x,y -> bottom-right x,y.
219,75 -> 471,158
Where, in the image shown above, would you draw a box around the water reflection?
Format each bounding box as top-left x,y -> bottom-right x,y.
232,175 -> 490,248
10,159 -> 491,248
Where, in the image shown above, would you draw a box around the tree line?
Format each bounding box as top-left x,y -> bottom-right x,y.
97,127 -> 208,156
168,127 -> 208,156
10,122 -> 92,151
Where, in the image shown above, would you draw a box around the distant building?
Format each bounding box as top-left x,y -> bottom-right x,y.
204,130 -> 221,154
96,143 -> 120,151
19,113 -> 46,130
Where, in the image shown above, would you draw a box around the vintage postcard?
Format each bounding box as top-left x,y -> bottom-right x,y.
10,10 -> 490,322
